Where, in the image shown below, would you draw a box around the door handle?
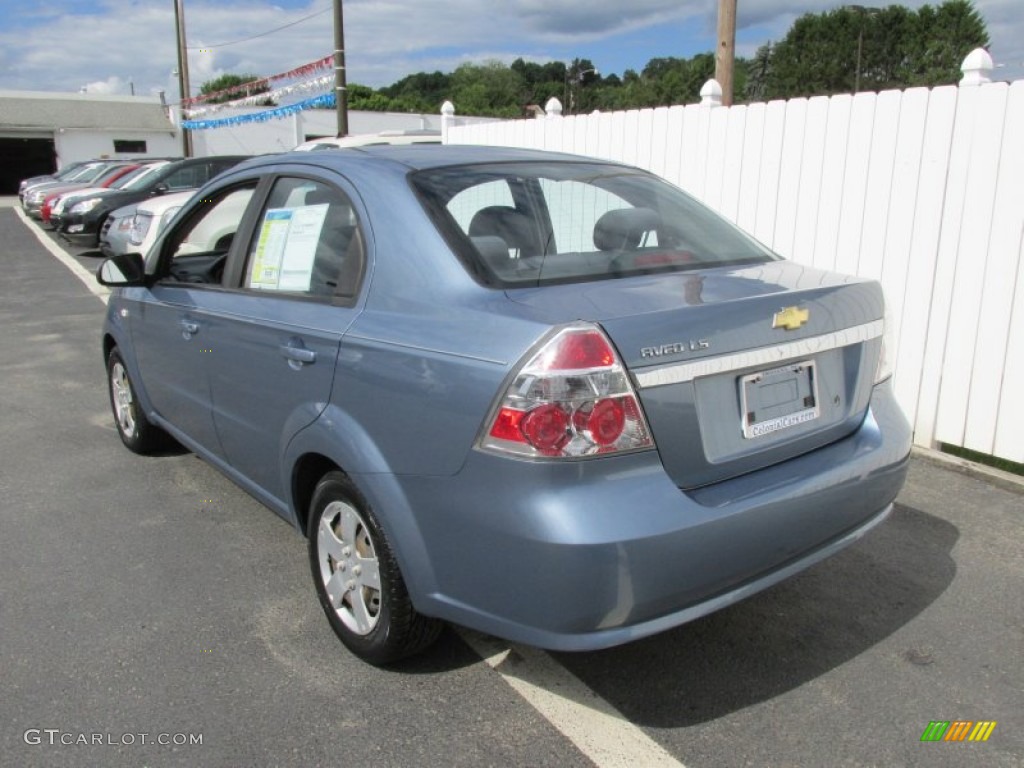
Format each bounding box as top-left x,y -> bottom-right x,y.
280,340 -> 316,368
180,319 -> 199,339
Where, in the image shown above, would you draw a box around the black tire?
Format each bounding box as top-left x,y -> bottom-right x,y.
307,471 -> 441,665
106,347 -> 169,454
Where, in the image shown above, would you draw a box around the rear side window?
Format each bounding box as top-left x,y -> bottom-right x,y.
411,162 -> 777,287
243,177 -> 364,300
163,165 -> 207,190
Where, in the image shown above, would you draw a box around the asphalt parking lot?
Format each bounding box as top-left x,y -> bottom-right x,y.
1,203 -> 1021,767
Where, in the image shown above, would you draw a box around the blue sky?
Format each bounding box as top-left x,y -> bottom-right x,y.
0,0 -> 1019,101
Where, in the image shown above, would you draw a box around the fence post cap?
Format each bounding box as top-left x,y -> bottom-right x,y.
700,78 -> 723,107
441,100 -> 455,116
960,48 -> 993,86
544,97 -> 563,117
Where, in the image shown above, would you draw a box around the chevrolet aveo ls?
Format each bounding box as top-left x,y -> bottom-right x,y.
97,146 -> 911,665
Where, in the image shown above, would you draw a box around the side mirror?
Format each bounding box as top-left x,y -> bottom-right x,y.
97,252 -> 147,287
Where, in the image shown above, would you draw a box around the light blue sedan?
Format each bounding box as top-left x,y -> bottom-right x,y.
97,145 -> 911,665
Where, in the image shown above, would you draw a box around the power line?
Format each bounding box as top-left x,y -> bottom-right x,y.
187,5 -> 331,50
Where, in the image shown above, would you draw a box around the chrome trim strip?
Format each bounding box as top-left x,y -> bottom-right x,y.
634,319 -> 884,388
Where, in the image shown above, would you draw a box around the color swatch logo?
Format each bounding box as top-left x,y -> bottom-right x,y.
920,721 -> 997,742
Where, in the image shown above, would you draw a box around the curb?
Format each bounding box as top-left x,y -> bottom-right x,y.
912,446 -> 1024,495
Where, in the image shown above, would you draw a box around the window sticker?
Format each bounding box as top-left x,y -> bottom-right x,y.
249,204 -> 328,291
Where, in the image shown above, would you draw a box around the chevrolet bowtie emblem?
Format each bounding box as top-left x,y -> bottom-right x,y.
773,306 -> 809,331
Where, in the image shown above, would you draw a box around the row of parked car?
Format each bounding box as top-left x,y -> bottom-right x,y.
17,130 -> 444,261
17,132 -> 444,262
19,155 -> 250,258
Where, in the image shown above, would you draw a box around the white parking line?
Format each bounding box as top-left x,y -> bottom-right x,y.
14,207 -> 110,305
459,630 -> 686,768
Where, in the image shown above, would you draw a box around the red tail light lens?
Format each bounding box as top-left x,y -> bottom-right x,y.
574,398 -> 626,446
521,404 -> 572,454
541,331 -> 616,370
480,324 -> 654,459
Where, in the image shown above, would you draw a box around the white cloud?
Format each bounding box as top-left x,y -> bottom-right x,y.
80,76 -> 127,95
515,0 -> 702,36
0,0 -> 1021,97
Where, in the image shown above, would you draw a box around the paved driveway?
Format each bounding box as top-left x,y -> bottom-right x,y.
1,208 -> 1021,767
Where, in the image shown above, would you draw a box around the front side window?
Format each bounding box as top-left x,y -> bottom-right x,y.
243,177 -> 364,300
412,162 -> 777,287
156,185 -> 256,283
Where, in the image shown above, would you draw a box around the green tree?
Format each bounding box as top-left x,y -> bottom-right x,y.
346,84 -> 397,112
511,58 -> 567,107
641,54 -> 717,105
449,61 -> 525,117
565,57 -> 602,113
380,71 -> 452,111
903,1 -> 989,85
745,44 -> 773,102
197,73 -> 271,104
764,1 -> 989,99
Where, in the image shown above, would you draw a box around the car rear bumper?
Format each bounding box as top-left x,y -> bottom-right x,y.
366,378 -> 911,651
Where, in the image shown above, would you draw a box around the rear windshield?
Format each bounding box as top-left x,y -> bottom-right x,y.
411,161 -> 777,287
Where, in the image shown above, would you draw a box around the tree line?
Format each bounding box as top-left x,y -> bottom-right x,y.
202,1 -> 989,117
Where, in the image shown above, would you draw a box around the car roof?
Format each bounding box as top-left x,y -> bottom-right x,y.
168,155 -> 250,167
263,144 -> 621,174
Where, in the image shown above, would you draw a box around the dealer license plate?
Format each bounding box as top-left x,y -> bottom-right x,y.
740,360 -> 819,439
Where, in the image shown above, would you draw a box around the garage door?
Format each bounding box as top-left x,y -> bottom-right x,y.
0,137 -> 56,194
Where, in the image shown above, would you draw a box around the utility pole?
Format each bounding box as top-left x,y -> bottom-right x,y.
715,0 -> 737,106
855,25 -> 864,93
849,5 -> 881,93
173,0 -> 192,157
333,0 -> 348,137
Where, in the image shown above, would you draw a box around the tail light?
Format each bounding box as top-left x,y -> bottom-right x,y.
480,323 -> 654,459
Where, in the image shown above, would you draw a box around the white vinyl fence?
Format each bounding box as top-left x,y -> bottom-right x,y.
444,57 -> 1024,464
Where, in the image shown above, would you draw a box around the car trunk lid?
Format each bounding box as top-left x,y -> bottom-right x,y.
506,262 -> 885,488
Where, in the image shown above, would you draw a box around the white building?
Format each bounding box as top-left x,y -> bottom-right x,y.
0,90 -> 180,193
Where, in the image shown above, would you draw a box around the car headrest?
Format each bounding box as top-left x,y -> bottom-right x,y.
593,207 -> 661,251
303,188 -> 335,207
468,206 -> 536,252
